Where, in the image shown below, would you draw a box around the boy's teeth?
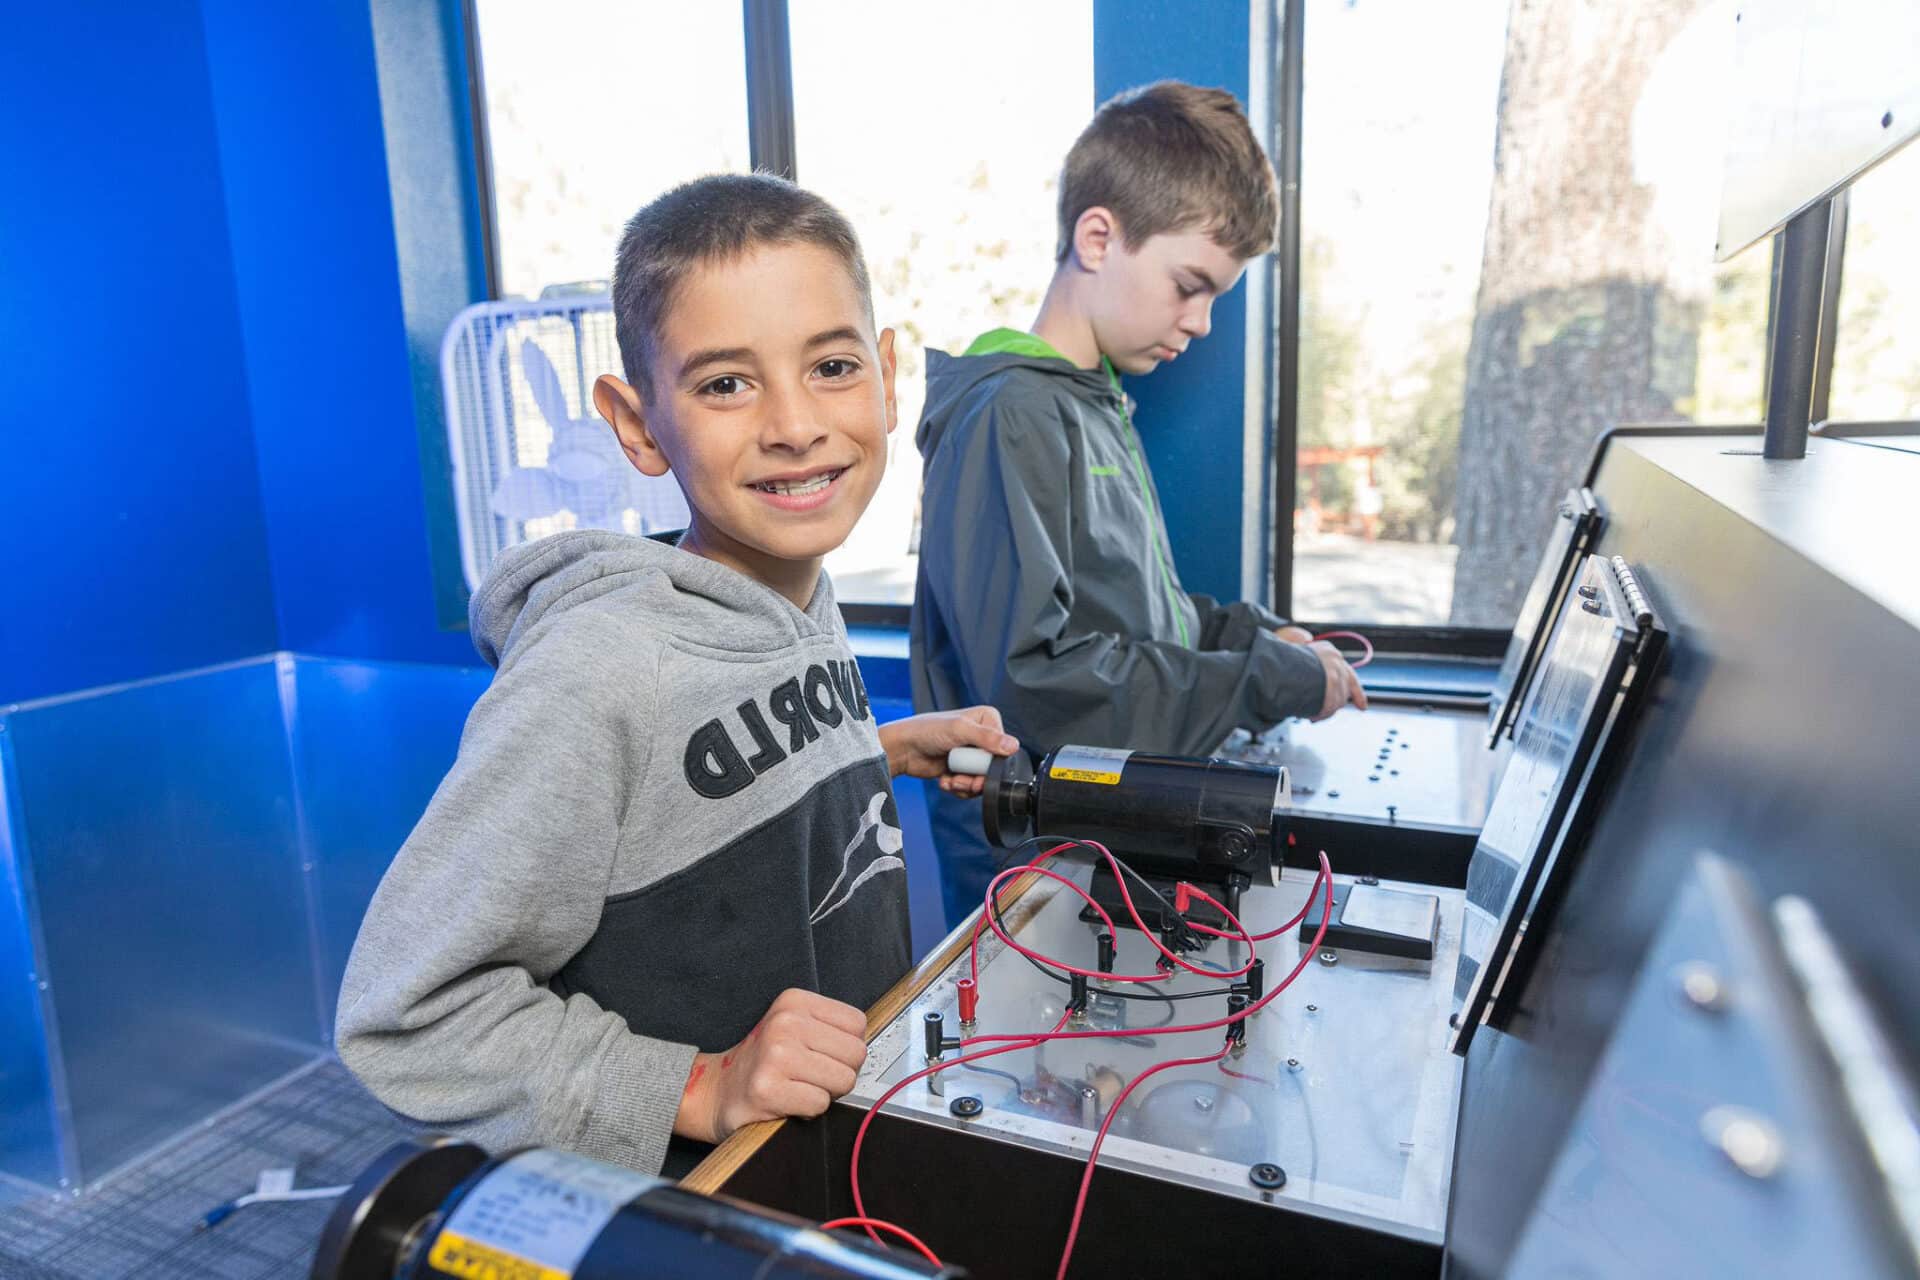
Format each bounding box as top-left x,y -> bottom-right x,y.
758,469 -> 839,496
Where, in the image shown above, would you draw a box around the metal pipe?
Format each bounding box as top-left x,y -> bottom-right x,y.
1762,200 -> 1833,459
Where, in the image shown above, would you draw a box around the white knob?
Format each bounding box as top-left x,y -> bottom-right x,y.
946,747 -> 994,776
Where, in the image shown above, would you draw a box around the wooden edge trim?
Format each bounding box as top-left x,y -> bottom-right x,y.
679,868 -> 1046,1194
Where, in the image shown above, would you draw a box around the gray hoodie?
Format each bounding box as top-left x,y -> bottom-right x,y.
909,333 -> 1325,914
336,531 -> 908,1174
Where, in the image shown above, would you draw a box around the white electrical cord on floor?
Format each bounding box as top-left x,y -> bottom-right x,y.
198,1167 -> 349,1229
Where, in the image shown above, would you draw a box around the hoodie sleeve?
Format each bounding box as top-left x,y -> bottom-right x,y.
334,627 -> 692,1174
922,398 -> 1327,758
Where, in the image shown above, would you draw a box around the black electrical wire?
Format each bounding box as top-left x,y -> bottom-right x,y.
985,836 -> 1234,1006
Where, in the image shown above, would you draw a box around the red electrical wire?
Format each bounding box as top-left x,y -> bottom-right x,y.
964,854 -> 1334,1049
1188,866 -> 1325,942
818,1217 -> 945,1268
1055,1039 -> 1234,1280
1311,628 -> 1374,668
849,1013 -> 1073,1246
853,852 -> 1336,1274
971,841 -> 1255,984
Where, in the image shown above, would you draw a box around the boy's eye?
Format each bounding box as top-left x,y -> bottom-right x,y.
700,375 -> 746,398
1175,282 -> 1201,301
816,358 -> 860,380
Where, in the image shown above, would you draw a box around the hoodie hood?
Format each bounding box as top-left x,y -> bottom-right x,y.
468,529 -> 840,668
915,328 -> 1119,457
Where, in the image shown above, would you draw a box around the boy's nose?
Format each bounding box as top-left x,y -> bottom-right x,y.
758,392 -> 830,452
1181,300 -> 1214,338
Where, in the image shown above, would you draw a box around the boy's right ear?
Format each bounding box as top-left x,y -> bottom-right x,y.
1070,205 -> 1120,273
592,375 -> 673,478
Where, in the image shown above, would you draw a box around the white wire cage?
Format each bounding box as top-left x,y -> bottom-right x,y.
440,294 -> 690,591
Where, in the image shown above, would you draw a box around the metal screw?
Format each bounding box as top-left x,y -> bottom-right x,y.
1193,1093 -> 1215,1113
1677,963 -> 1727,1012
1368,774 -> 1381,783
1248,1162 -> 1287,1190
949,1095 -> 983,1119
1327,789 -> 1341,799
1318,950 -> 1338,966
1386,804 -> 1398,821
1286,1058 -> 1302,1072
1305,1004 -> 1317,1013
1701,1106 -> 1784,1179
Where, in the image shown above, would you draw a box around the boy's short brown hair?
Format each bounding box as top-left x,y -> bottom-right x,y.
612,174 -> 872,403
1055,81 -> 1278,263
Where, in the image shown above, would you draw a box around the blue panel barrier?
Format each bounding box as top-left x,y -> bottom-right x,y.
284,657 -> 493,1033
0,644 -> 933,1192
0,659 -> 318,1189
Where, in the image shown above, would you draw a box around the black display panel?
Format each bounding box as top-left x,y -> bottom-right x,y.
1451,554 -> 1657,1055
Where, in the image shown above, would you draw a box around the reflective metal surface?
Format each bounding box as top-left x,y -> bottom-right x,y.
851,865 -> 1464,1242
1224,706 -> 1495,836
1506,856 -> 1917,1277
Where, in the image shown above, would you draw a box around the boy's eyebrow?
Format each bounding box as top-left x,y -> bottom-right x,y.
804,326 -> 866,349
1181,265 -> 1223,293
679,346 -> 755,381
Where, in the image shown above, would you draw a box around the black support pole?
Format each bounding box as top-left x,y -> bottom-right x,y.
743,0 -> 796,180
1271,0 -> 1304,614
1762,199 -> 1833,459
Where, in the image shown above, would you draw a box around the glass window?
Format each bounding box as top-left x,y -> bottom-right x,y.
1291,0 -> 1769,630
1828,140 -> 1920,422
472,2 -> 750,299
789,1 -> 1094,604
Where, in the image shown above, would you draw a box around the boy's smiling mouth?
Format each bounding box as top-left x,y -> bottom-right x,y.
747,464 -> 850,510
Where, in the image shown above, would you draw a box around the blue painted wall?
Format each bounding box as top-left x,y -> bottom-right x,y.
202,0 -> 480,668
1094,0 -> 1256,606
0,2 -> 278,706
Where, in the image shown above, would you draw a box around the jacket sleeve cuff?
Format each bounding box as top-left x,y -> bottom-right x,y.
1248,629 -> 1328,722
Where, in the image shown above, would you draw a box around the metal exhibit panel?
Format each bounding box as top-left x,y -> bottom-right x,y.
1225,708 -> 1494,842
0,659 -> 321,1189
1451,556 -> 1645,1055
848,866 -> 1465,1243
1717,0 -> 1920,259
1506,855 -> 1918,1277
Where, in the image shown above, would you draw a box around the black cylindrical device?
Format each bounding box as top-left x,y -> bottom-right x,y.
311,1138 -> 963,1280
982,746 -> 1287,881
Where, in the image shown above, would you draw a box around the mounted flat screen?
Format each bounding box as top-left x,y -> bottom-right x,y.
1718,0 -> 1920,259
1487,488 -> 1603,747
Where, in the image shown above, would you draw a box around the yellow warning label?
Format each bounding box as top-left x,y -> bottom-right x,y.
1049,767 -> 1123,785
429,1232 -> 570,1280
1047,746 -> 1132,786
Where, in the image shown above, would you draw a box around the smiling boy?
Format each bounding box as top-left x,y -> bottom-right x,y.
336,175 -> 1016,1175
911,82 -> 1367,924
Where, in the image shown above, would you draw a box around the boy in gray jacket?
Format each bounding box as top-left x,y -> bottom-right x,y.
337,175 -> 1017,1176
911,83 -> 1367,926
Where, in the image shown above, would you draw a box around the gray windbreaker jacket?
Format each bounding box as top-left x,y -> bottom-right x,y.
909,330 -> 1326,908
911,329 -> 1326,754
